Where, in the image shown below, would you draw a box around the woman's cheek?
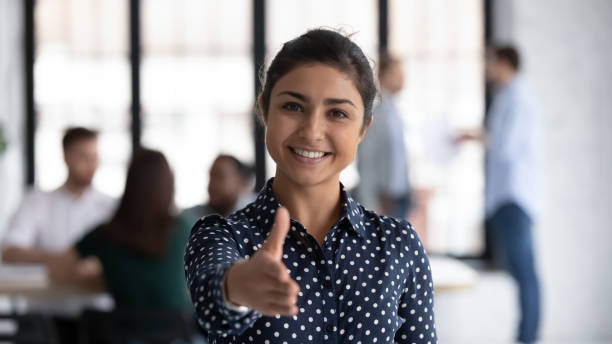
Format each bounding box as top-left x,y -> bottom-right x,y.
338,130 -> 361,159
265,133 -> 279,162
265,122 -> 287,162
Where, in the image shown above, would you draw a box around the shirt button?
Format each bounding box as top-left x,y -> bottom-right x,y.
326,324 -> 335,333
323,279 -> 332,289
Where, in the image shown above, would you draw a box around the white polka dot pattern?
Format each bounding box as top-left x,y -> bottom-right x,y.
184,178 -> 437,343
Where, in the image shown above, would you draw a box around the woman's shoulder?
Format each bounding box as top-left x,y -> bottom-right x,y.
358,204 -> 410,228
189,202 -> 256,236
359,205 -> 423,249
359,208 -> 431,279
189,213 -> 230,236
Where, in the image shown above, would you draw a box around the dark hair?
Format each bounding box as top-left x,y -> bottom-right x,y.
216,154 -> 254,181
493,44 -> 521,71
62,127 -> 98,151
103,148 -> 174,257
258,29 -> 377,128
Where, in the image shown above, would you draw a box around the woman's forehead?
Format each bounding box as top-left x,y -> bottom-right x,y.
271,64 -> 364,107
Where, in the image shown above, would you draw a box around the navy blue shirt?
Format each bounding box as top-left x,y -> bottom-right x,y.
184,178 -> 437,343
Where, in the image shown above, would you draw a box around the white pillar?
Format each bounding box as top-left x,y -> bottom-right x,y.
0,0 -> 25,241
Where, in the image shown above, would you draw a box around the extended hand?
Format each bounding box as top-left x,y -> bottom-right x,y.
225,207 -> 300,316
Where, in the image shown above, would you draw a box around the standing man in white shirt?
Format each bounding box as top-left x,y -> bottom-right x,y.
456,45 -> 541,344
1,127 -> 115,274
356,53 -> 412,219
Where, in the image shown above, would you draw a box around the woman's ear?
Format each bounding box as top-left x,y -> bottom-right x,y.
358,115 -> 374,142
257,95 -> 267,126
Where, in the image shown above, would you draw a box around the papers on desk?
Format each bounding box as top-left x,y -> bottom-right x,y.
0,264 -> 48,290
429,256 -> 478,291
0,318 -> 18,336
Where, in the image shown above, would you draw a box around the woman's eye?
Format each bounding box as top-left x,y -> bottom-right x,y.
330,110 -> 348,119
282,102 -> 303,112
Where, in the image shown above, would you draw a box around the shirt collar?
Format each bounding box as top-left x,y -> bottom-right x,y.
254,178 -> 366,239
57,184 -> 94,201
496,74 -> 522,94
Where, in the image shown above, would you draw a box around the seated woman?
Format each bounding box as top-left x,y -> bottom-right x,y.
51,148 -> 192,313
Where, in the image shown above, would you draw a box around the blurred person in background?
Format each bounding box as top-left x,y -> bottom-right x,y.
456,44 -> 541,343
49,148 -> 192,313
1,127 -> 115,281
180,154 -> 255,224
356,53 -> 412,220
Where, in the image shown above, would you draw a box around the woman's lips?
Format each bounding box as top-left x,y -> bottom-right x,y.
289,147 -> 331,164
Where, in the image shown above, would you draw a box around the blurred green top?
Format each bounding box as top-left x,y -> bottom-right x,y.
75,217 -> 193,313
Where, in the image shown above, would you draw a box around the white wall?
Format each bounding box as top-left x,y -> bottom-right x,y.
0,0 -> 25,241
437,1 -> 612,343
490,0 -> 611,342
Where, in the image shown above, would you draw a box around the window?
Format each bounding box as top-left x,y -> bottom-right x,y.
141,0 -> 253,208
390,0 -> 485,255
30,1 -> 486,255
34,0 -> 130,196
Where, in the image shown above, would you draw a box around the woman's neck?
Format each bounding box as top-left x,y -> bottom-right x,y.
271,171 -> 342,244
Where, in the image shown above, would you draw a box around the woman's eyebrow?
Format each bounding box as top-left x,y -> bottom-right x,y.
324,98 -> 356,108
276,91 -> 308,102
276,91 -> 356,108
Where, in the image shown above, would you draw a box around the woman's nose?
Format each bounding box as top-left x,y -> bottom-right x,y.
298,110 -> 326,142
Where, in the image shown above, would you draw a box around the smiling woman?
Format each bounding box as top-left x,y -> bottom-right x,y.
184,29 -> 437,343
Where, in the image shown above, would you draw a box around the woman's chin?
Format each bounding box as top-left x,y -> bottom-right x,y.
277,168 -> 338,188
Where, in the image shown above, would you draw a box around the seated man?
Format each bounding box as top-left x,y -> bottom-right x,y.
181,154 -> 254,224
1,127 -> 115,275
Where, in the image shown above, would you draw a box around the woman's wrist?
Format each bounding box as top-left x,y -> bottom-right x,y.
223,260 -> 247,308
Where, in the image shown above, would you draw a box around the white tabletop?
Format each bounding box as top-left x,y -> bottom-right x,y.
0,263 -> 112,316
429,256 -> 478,292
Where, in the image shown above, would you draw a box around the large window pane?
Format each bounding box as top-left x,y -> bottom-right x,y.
34,0 -> 131,196
390,0 -> 485,255
267,0 -> 378,188
141,0 -> 253,208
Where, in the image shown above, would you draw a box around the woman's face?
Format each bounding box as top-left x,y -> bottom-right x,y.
263,63 -> 368,187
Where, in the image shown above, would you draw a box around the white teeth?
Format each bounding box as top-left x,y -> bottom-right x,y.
293,148 -> 325,159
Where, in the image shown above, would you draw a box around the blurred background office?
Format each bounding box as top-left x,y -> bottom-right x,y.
0,0 -> 610,343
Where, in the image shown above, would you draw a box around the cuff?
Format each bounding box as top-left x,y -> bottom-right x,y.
221,260 -> 250,313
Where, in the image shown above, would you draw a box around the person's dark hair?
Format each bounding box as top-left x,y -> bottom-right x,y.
62,127 -> 98,151
103,148 -> 174,257
258,28 -> 377,128
216,154 -> 254,182
493,44 -> 521,71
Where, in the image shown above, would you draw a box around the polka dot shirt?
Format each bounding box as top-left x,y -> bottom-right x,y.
184,178 -> 437,343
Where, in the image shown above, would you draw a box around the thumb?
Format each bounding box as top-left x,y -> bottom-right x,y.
261,207 -> 290,260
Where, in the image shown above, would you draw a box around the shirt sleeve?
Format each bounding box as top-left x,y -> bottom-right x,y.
183,215 -> 260,337
74,227 -> 100,258
357,103 -> 392,209
507,99 -> 537,163
2,190 -> 41,249
395,224 -> 437,343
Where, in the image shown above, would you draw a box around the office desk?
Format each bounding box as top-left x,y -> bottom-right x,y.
0,257 -> 475,315
0,264 -> 111,316
429,256 -> 478,292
